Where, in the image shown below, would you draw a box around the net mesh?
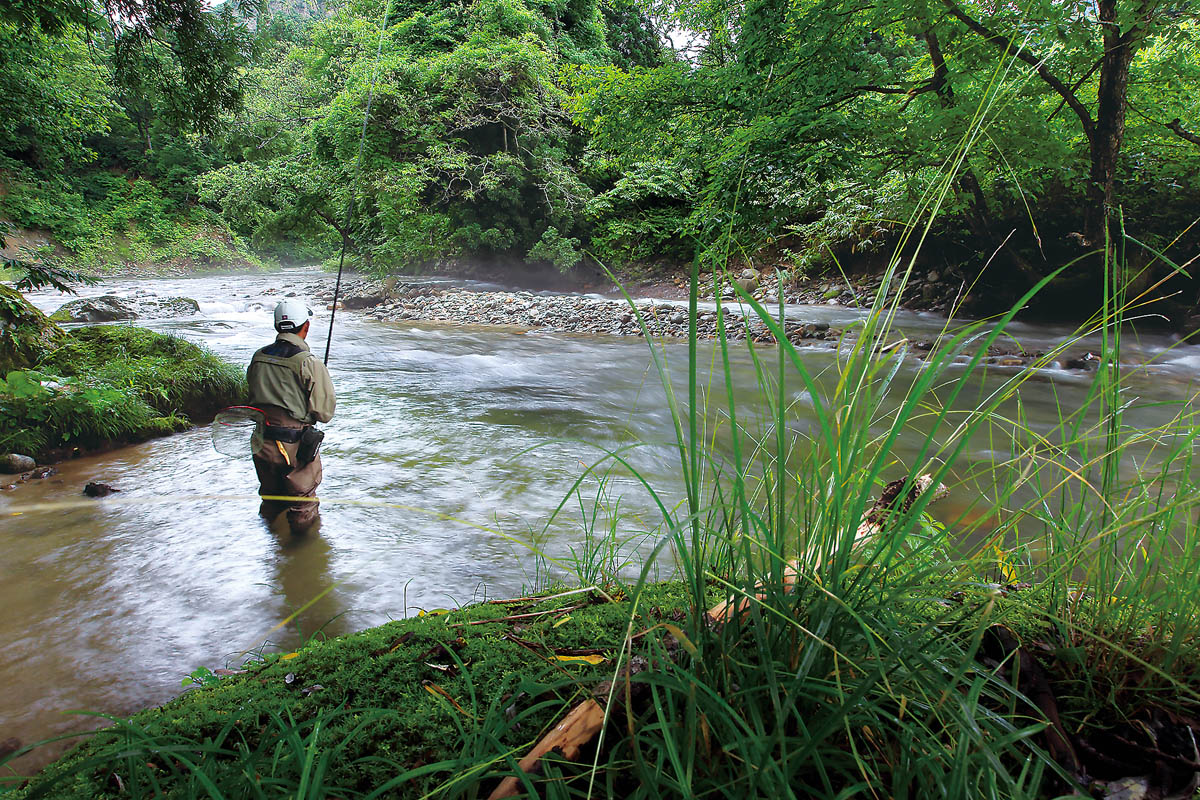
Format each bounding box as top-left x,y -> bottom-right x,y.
211,407 -> 265,458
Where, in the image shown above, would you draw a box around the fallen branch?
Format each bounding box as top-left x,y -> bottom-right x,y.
487,699 -> 607,800
448,604 -> 586,628
982,625 -> 1081,775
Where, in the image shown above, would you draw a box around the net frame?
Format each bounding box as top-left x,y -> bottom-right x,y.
212,405 -> 267,458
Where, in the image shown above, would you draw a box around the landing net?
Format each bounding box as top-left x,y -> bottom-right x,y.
211,406 -> 266,458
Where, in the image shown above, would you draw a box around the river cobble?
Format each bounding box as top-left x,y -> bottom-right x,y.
298,277 -> 1104,371
309,279 -> 840,346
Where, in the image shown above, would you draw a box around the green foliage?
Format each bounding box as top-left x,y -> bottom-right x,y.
527,225 -> 583,269
199,0 -> 655,273
0,20 -> 113,171
0,0 -> 257,135
0,0 -> 261,273
571,0 -> 1200,294
0,284 -> 65,373
584,159 -> 697,262
0,326 -> 245,457
0,163 -> 260,272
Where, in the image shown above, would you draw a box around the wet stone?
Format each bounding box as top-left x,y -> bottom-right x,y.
0,454 -> 35,474
50,295 -> 137,323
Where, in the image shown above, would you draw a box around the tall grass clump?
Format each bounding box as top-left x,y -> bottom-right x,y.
562,71 -> 1200,796
555,248 -> 1200,798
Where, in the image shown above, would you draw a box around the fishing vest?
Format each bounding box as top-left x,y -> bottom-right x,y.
247,338 -> 314,424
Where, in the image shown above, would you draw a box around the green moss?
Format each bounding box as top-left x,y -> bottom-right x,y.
0,325 -> 245,458
12,584 -> 695,799
0,284 -> 65,374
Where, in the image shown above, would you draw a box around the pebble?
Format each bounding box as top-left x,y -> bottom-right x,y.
310,276 -> 1083,372
316,278 -> 846,346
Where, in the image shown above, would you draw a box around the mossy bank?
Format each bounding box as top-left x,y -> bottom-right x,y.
4,578 -> 1198,799
3,583 -> 703,799
0,318 -> 245,461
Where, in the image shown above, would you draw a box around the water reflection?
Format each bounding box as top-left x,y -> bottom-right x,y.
267,523 -> 348,642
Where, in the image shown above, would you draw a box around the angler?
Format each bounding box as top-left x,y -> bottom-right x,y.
247,299 -> 336,533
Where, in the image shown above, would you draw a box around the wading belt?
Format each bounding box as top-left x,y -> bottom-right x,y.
264,424 -> 305,443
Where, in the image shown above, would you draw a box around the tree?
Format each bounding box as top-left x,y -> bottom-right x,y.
934,0 -> 1195,247
0,18 -> 114,170
200,0 -> 646,272
0,0 -> 257,135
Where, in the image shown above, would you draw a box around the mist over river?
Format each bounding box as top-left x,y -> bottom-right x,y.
2,268 -> 1197,771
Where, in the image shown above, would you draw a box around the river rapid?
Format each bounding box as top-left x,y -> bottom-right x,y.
2,268 -> 1198,771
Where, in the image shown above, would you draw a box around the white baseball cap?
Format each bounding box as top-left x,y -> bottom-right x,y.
273,299 -> 313,332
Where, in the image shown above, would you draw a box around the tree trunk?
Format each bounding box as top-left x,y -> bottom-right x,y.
1085,0 -> 1141,247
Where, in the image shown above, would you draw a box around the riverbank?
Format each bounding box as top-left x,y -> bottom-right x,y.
0,325 -> 244,469
6,576 -> 1198,799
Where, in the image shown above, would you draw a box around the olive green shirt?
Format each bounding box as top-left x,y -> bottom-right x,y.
247,332 -> 336,425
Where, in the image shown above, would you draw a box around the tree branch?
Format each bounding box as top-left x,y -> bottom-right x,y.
1167,118 -> 1200,147
1047,57 -> 1103,122
939,0 -> 1095,139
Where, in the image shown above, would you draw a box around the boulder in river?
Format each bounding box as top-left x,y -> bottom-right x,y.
0,453 -> 36,474
341,293 -> 384,310
1065,352 -> 1100,371
50,294 -> 200,323
138,296 -> 200,318
84,482 -> 120,497
50,295 -> 137,323
736,268 -> 760,292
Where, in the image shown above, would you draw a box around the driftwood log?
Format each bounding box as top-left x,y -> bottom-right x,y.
982,625 -> 1081,775
487,699 -> 607,800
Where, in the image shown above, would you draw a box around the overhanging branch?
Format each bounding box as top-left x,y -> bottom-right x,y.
939,0 -> 1096,139
1167,118 -> 1200,147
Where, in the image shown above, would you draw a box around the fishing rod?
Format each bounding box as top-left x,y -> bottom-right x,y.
324,0 -> 394,366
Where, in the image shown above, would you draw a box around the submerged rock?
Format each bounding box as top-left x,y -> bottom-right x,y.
0,453 -> 35,474
84,482 -> 120,497
138,296 -> 200,318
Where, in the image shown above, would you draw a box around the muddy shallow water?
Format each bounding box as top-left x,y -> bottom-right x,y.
2,269 -> 1197,771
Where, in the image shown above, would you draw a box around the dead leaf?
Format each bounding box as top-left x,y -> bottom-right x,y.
423,681 -> 474,718
553,654 -> 606,665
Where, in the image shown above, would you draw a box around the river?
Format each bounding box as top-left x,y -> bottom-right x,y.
2,268 -> 1198,771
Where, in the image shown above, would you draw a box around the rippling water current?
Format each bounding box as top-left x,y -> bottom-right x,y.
2,269 -> 1197,770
